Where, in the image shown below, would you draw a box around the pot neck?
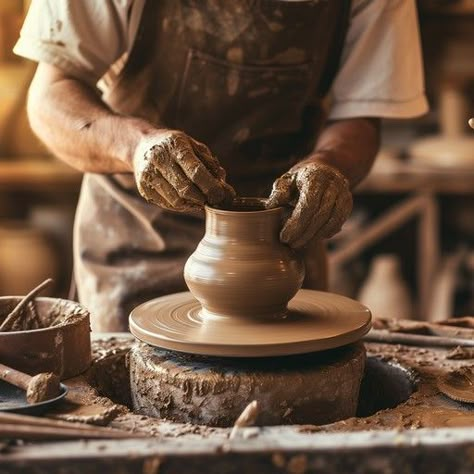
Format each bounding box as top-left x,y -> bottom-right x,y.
205,206 -> 283,241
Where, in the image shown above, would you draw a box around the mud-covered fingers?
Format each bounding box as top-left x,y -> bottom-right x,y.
139,182 -> 175,210
313,189 -> 353,240
191,141 -> 236,202
148,173 -> 187,209
288,182 -> 338,248
190,139 -> 226,180
150,143 -> 207,206
266,173 -> 295,209
142,179 -> 202,213
279,179 -> 326,246
174,138 -> 231,205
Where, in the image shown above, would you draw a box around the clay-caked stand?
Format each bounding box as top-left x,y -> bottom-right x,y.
4,331 -> 474,473
129,198 -> 371,426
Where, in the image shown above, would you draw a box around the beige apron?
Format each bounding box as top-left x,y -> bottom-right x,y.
74,0 -> 351,331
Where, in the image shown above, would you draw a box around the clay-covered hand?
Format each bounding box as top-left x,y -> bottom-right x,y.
267,162 -> 352,248
133,130 -> 235,212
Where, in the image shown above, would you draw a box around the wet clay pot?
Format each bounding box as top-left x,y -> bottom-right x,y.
184,198 -> 305,319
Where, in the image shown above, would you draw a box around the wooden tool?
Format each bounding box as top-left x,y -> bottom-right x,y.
364,329 -> 474,348
0,362 -> 60,404
0,412 -> 147,440
229,400 -> 259,439
0,278 -> 53,332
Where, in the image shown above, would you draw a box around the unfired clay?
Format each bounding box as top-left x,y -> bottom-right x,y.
184,198 -> 304,319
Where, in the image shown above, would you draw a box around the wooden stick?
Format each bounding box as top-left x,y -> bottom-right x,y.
364,329 -> 474,348
0,278 -> 53,332
0,412 -> 147,439
230,401 -> 259,439
0,362 -> 60,403
0,363 -> 31,391
0,423 -> 144,440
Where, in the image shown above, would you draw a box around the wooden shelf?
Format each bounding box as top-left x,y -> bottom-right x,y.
0,160 -> 82,192
356,169 -> 474,195
1,160 -> 474,195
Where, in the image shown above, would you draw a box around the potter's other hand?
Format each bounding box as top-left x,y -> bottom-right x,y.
267,162 -> 352,248
133,130 -> 235,212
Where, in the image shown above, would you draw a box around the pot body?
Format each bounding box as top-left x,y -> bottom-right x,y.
184,199 -> 305,319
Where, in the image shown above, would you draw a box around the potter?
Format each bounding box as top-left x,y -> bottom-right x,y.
16,0 -> 428,331
184,198 -> 305,320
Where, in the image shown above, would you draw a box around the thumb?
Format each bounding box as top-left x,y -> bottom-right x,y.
266,173 -> 294,208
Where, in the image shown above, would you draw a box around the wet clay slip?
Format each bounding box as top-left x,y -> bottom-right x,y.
129,198 -> 371,357
184,198 -> 305,319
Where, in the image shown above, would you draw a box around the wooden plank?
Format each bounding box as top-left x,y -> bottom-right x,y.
0,160 -> 82,191
356,171 -> 474,195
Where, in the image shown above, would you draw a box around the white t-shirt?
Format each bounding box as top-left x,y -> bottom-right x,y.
14,0 -> 428,119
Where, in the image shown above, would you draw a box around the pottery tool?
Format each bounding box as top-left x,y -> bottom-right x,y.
364,329 -> 474,348
0,278 -> 53,332
0,362 -> 61,404
437,367 -> 474,404
229,400 -> 259,439
0,412 -> 147,440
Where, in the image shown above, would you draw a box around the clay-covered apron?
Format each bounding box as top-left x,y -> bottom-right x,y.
74,0 -> 351,331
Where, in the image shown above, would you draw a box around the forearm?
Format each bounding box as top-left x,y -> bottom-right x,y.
27,63 -> 157,173
304,118 -> 380,188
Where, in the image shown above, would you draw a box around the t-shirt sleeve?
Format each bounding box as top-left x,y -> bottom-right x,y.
13,0 -> 132,86
328,0 -> 429,120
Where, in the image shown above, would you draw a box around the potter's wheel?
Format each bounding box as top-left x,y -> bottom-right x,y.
129,290 -> 371,357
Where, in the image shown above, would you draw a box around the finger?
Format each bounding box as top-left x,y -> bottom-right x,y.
290,179 -> 342,248
313,190 -> 353,240
140,182 -> 175,210
150,144 -> 207,206
190,139 -> 236,202
266,173 -> 294,208
279,179 -> 327,246
173,136 -> 230,205
190,138 -> 226,180
149,173 -> 188,210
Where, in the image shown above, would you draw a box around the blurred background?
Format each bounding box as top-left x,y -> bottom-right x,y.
0,0 -> 473,320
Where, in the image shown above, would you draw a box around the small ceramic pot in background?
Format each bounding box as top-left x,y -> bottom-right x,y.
358,254 -> 413,320
184,198 -> 305,320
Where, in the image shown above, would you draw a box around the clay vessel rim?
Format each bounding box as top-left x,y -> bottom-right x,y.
0,296 -> 89,335
206,197 -> 282,216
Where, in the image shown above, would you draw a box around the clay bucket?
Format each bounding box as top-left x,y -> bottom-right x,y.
184,197 -> 305,320
0,297 -> 91,379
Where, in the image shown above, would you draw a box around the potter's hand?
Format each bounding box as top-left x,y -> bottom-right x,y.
267,162 -> 352,248
133,130 -> 235,212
